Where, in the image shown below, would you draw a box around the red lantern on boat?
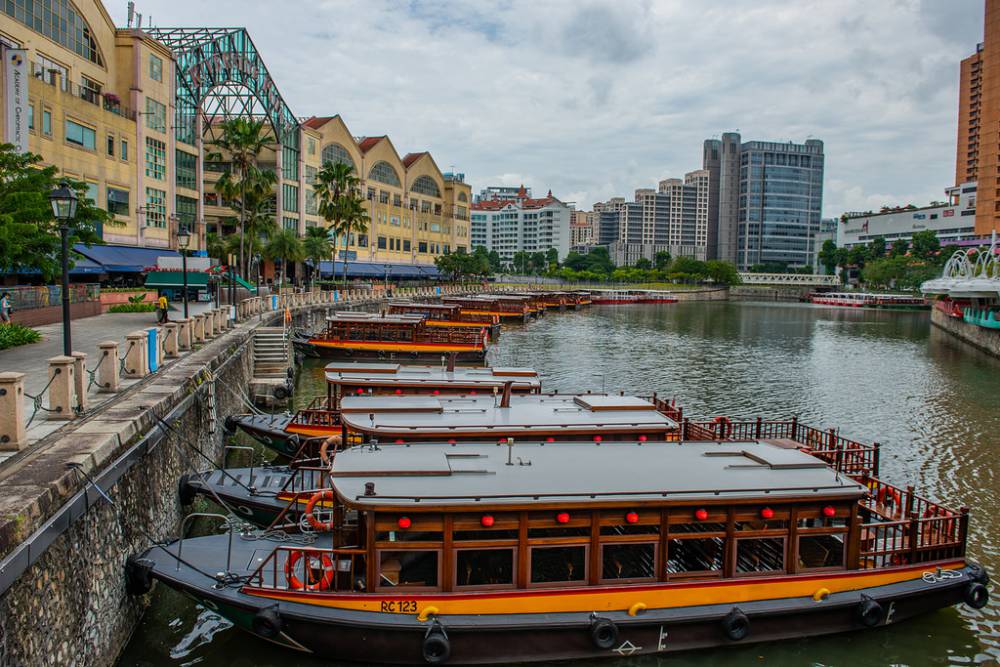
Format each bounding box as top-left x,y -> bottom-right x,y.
593,435 -> 602,442
397,517 -> 412,529
625,511 -> 639,524
394,439 -> 404,444
760,507 -> 774,520
638,435 -> 648,442
394,389 -> 402,395
448,439 -> 457,445
694,508 -> 709,521
481,515 -> 495,527
433,390 -> 440,395
355,388 -> 364,394
556,512 -> 570,524
545,437 -> 555,442
822,506 -> 836,518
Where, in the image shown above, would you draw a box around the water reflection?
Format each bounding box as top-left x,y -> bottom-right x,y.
119,301 -> 999,666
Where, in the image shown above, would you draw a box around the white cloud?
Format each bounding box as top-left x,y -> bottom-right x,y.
115,0 -> 983,216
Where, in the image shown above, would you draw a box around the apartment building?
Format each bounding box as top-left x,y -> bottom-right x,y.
470,187 -> 571,263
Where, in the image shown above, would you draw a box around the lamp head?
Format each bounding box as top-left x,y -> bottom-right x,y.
49,181 -> 78,222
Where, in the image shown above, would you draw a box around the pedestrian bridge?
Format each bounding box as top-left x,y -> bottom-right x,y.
737,272 -> 839,286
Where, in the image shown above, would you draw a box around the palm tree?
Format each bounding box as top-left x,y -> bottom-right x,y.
336,197 -> 370,287
302,225 -> 336,288
264,228 -> 305,289
207,118 -> 274,277
313,161 -> 363,286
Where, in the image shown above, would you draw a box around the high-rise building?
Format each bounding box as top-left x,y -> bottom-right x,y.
570,209 -> 596,248
704,133 -> 824,270
470,189 -> 571,262
956,0 -> 1000,237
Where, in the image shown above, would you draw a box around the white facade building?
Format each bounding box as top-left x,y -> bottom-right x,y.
471,189 -> 571,262
838,183 -> 979,249
475,185 -> 532,204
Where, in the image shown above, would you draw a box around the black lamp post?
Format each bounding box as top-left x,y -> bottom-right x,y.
177,224 -> 191,318
48,182 -> 78,357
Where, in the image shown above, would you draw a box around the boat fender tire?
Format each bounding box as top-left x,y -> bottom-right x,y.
964,582 -> 989,610
178,474 -> 197,506
273,385 -> 289,400
223,415 -> 237,435
422,628 -> 450,664
252,607 -> 283,639
968,561 -> 990,585
721,608 -> 750,641
857,596 -> 883,627
589,616 -> 618,649
124,555 -> 154,596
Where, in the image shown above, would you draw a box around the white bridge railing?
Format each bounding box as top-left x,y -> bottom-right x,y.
737,272 -> 839,286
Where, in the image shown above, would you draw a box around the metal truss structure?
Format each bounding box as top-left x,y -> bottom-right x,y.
922,241 -> 1000,297
737,272 -> 840,286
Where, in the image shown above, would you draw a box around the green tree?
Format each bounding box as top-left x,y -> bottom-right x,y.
530,251 -> 547,274
563,251 -> 588,271
868,236 -> 887,259
818,239 -> 839,275
0,145 -> 111,281
313,161 -> 367,286
264,228 -> 305,288
938,244 -> 960,266
654,250 -> 672,271
584,246 -> 613,275
302,225 -> 336,287
910,230 -> 940,260
545,247 -> 559,267
207,118 -> 274,277
847,245 -> 868,269
634,257 -> 653,270
704,260 -> 741,286
889,239 -> 909,257
487,249 -> 502,273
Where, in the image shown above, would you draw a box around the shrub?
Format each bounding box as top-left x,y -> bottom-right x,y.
0,323 -> 42,350
108,303 -> 157,313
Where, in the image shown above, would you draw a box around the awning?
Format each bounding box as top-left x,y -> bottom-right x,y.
69,257 -> 106,275
74,243 -> 179,273
312,260 -> 441,280
221,273 -> 258,293
144,271 -> 209,288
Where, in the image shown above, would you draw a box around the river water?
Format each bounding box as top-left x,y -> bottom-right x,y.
119,301 -> 1000,667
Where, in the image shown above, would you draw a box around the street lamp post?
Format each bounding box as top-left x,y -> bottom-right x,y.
49,182 -> 78,357
176,224 -> 191,318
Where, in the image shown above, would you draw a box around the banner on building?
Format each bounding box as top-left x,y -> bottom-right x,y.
4,48 -> 29,153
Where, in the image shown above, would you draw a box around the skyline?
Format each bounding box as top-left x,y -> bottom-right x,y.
110,0 -> 984,217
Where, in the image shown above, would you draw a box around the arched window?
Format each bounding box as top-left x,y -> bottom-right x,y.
321,143 -> 355,170
458,192 -> 468,202
369,161 -> 401,186
3,0 -> 104,66
411,175 -> 441,198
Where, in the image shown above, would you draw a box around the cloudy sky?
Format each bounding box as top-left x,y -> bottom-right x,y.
112,0 -> 984,216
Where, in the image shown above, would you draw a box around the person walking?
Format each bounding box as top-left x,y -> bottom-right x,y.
0,292 -> 12,323
157,293 -> 169,323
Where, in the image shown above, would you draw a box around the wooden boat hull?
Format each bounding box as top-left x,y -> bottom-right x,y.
293,336 -> 488,361
132,534 -> 987,665
227,413 -> 337,458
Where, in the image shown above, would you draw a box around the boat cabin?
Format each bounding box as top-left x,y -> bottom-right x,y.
337,393 -> 680,443
442,296 -> 531,320
299,313 -> 490,360
386,302 -> 500,327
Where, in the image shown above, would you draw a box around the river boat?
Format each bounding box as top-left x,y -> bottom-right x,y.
387,302 -> 502,339
130,438 -> 988,664
590,290 -> 678,305
442,296 -> 532,323
228,363 -> 543,457
292,313 -> 490,361
810,292 -> 929,310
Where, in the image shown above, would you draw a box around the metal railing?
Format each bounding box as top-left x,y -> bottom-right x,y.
6,284 -> 100,311
244,545 -> 365,592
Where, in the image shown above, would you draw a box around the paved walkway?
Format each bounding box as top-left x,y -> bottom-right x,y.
0,302 -> 218,451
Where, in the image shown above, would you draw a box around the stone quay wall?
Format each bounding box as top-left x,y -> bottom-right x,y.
931,306 -> 1000,358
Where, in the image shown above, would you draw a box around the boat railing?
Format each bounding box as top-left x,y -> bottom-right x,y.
244,545 -> 366,593
291,407 -> 341,428
648,396 -> 684,423
857,476 -> 967,569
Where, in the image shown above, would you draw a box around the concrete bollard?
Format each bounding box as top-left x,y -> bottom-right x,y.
124,332 -> 148,379
192,314 -> 205,343
46,356 -> 76,420
162,322 -> 179,358
203,311 -> 215,338
156,327 -> 166,367
71,351 -> 88,412
216,308 -> 226,334
97,342 -> 120,393
176,318 -> 192,351
0,372 -> 27,450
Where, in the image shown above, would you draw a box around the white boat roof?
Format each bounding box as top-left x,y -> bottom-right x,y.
339,394 -> 678,435
324,363 -> 541,390
330,440 -> 867,508
325,313 -> 425,325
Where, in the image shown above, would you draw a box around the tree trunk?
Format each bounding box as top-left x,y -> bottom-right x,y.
238,168 -> 246,282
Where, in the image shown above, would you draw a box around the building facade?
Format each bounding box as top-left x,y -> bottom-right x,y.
837,183 -> 979,250
470,188 -> 571,262
569,209 -> 596,248
956,0 -> 1000,238
475,185 -> 531,204
702,132 -> 741,262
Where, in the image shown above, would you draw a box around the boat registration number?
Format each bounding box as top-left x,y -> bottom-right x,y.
380,600 -> 418,613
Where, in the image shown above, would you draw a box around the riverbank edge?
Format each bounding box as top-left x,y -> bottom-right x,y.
931,307 -> 1000,358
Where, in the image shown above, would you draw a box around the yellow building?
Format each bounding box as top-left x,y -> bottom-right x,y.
1,0 -> 203,251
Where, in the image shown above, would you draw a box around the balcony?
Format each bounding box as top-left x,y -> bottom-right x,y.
30,62 -> 136,121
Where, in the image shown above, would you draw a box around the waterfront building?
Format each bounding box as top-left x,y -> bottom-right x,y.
470,187 -> 571,263
475,185 -> 531,204
837,183 -> 979,250
955,0 -> 1000,237
704,133 -> 824,270
569,209 -> 596,248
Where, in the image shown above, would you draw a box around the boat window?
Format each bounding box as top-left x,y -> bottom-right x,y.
377,530 -> 443,543
456,548 -> 515,588
454,529 -> 519,541
601,543 -> 656,581
797,534 -> 845,569
600,524 -> 659,536
530,546 -> 587,585
670,522 -> 726,534
528,527 -> 590,539
735,519 -> 789,531
797,516 -> 848,529
735,537 -> 786,574
666,538 -> 724,576
378,550 -> 439,589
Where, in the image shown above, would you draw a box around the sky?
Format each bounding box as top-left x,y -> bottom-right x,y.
111,0 -> 985,217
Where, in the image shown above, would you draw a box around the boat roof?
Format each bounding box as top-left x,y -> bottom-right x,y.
338,394 -> 678,434
326,313 -> 424,325
330,440 -> 867,508
388,302 -> 461,311
325,363 -> 541,389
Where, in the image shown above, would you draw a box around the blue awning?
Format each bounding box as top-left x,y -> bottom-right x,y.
312,261 -> 441,280
73,243 -> 179,273
69,257 -> 106,275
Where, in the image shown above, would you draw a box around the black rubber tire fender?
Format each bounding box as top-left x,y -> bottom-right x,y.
721,607 -> 750,641
252,607 -> 283,639
964,582 -> 990,609
422,630 -> 451,664
589,616 -> 618,649
273,385 -> 289,400
124,554 -> 154,596
857,596 -> 884,627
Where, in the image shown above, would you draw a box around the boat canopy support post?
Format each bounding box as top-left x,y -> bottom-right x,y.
176,512 -> 234,575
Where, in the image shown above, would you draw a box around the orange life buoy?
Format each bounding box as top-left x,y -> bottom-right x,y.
877,486 -> 901,506
304,489 -> 336,531
285,549 -> 334,591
